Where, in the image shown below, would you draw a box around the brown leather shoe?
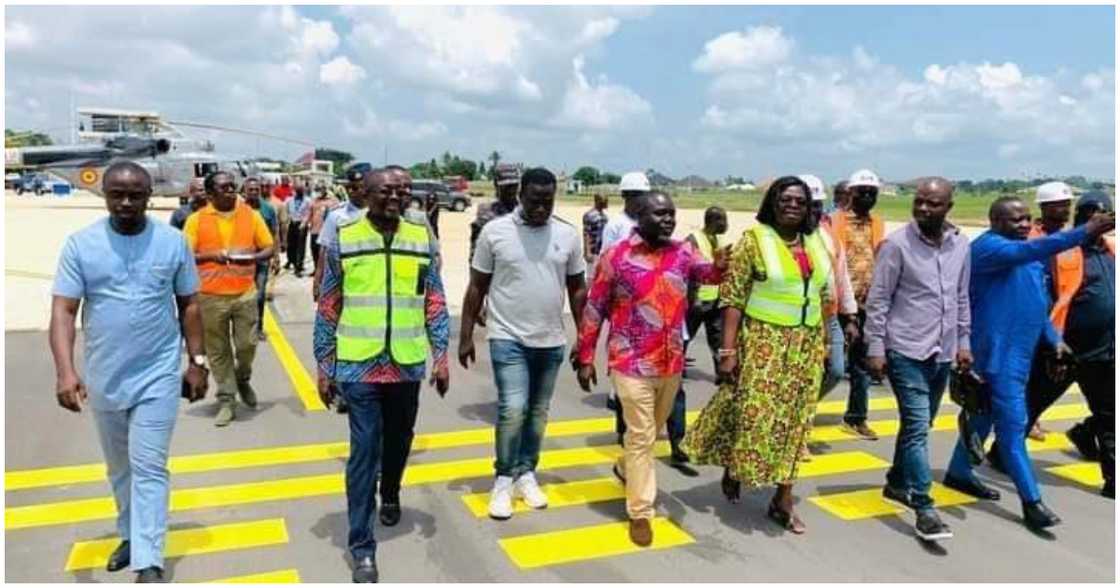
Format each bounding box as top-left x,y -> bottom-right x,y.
629,518 -> 653,547
1028,422 -> 1047,442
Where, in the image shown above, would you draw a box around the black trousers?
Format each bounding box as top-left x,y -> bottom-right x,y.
310,233 -> 321,272
686,300 -> 722,368
286,224 -> 307,271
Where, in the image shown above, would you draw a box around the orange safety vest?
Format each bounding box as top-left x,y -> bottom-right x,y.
1031,224 -> 1116,333
830,210 -> 885,253
195,203 -> 258,295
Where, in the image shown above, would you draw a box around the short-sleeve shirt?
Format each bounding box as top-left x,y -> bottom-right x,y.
582,208 -> 608,255
472,210 -> 586,348
287,197 -> 311,223
52,217 -> 200,411
317,202 -> 364,250
600,213 -> 637,254
181,203 -> 274,252
257,200 -> 278,236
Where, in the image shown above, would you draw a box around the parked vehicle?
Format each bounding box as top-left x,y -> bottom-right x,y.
411,180 -> 472,212
443,175 -> 469,193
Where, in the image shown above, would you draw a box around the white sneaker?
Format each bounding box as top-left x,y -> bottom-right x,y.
514,472 -> 549,509
488,476 -> 515,520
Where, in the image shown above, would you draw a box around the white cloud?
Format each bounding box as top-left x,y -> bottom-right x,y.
692,26 -> 793,73
342,106 -> 447,141
554,56 -> 652,131
6,20 -> 35,49
695,27 -> 1115,174
320,56 -> 366,86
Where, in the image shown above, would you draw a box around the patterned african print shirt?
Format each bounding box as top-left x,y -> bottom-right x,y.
313,222 -> 450,384
838,211 -> 876,307
577,232 -> 722,378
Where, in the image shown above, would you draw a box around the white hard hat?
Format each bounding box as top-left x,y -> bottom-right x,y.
619,171 -> 651,192
798,174 -> 827,202
848,168 -> 881,189
1035,181 -> 1074,205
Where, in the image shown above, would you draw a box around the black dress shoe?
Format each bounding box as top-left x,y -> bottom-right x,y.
1066,423 -> 1100,461
106,540 -> 130,572
379,502 -> 401,527
1022,500 -> 1062,530
135,567 -> 164,583
1102,482 -> 1114,499
943,474 -> 1001,500
882,485 -> 913,508
670,446 -> 690,465
352,556 -> 379,583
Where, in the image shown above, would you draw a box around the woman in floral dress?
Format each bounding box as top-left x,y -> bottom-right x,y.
683,176 -> 832,534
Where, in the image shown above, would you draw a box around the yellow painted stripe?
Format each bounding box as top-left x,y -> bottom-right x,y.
816,396 -> 898,415
65,519 -> 288,571
262,306 -> 325,411
498,517 -> 694,569
206,569 -> 301,583
798,451 -> 889,476
462,477 -> 625,517
809,483 -> 976,520
810,402 -> 1091,443
1046,462 -> 1104,487
5,268 -> 53,280
6,401 -> 1090,493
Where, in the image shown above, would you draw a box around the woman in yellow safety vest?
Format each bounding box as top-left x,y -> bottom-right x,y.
684,175 -> 832,535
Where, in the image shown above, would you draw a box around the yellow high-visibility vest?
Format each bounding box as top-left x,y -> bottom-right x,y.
744,224 -> 832,327
336,217 -> 430,364
690,229 -> 721,303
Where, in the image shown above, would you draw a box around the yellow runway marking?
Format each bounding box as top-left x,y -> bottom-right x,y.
462,477 -> 625,517
498,517 -> 694,569
1046,462 -> 1103,487
6,402 -> 1089,493
64,519 -> 288,571
5,268 -> 54,280
809,483 -> 976,520
262,306 -> 325,411
206,569 -> 302,583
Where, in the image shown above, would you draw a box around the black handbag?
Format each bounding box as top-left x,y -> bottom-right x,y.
950,368 -> 990,466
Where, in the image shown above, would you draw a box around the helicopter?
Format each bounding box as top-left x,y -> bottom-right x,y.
4,107 -> 314,198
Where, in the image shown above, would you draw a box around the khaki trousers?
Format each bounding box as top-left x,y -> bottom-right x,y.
199,290 -> 259,404
613,373 -> 682,520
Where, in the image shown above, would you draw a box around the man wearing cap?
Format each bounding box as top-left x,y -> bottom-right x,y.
832,169 -> 886,441
863,177 -> 973,541
470,162 -> 521,265
943,195 -> 1114,530
989,186 -> 1116,497
803,174 -> 859,401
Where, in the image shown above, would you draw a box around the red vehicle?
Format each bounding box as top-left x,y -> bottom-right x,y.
443,175 -> 468,193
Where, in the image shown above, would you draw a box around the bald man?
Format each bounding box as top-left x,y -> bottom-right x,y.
863,177 -> 971,540
49,162 -> 207,582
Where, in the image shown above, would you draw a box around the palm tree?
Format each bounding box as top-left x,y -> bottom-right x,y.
489,150 -> 501,169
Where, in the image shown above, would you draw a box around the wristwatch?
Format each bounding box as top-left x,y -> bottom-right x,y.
190,355 -> 208,369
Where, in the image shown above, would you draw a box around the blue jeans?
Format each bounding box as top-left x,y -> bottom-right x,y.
947,370 -> 1042,503
490,339 -> 565,478
340,381 -> 420,560
884,350 -> 950,513
254,263 -> 269,334
93,393 -> 179,571
820,315 -> 846,398
845,310 -> 871,424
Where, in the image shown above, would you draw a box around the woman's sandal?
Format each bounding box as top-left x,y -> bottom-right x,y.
721,469 -> 741,503
767,499 -> 806,534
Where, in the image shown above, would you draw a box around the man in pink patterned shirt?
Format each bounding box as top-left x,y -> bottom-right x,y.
575,191 -> 726,547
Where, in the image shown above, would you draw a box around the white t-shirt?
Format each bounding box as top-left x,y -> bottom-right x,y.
600,212 -> 637,254
472,210 -> 586,348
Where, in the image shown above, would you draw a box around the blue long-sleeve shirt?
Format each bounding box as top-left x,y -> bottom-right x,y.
969,225 -> 1088,378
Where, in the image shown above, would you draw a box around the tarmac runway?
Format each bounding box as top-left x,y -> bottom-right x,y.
4,192 -> 1114,582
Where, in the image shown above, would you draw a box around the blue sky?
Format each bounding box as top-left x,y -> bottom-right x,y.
5,5 -> 1115,182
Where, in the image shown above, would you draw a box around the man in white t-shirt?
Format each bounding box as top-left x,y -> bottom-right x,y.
458,167 -> 588,520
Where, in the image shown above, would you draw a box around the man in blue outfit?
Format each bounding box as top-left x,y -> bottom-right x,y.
49,161 -> 209,583
944,195 -> 1114,530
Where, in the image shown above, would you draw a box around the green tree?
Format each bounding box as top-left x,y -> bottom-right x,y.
600,172 -> 621,185
314,148 -> 355,179
478,161 -> 486,178
5,128 -> 53,148
488,150 -> 501,172
573,166 -> 600,185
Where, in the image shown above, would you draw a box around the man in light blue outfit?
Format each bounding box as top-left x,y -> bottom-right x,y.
945,195 -> 1114,531
49,162 -> 208,583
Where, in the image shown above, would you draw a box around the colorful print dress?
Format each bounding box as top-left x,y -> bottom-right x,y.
683,228 -> 829,487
